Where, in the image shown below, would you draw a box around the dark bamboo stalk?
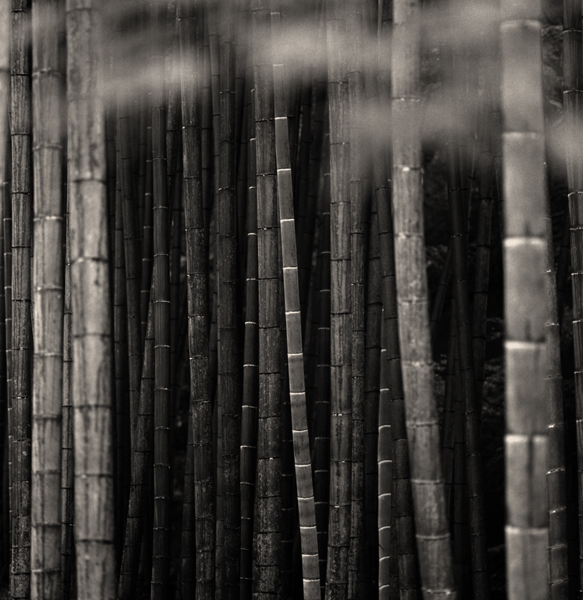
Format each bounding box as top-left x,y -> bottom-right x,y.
10,2 -> 33,595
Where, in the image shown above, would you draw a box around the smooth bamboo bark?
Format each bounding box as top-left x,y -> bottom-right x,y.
392,0 -> 457,595
11,2 -> 33,596
500,1 -> 549,596
272,33 -> 320,598
31,1 -> 64,596
66,1 -> 116,597
179,5 -> 215,598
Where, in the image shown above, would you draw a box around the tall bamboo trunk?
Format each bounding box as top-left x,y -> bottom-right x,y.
66,0 -> 116,597
272,7 -> 320,596
391,0 -> 457,595
178,4 -> 215,598
11,1 -> 33,596
500,0 -> 549,596
31,0 -> 64,596
251,0 -> 283,595
325,1 -> 352,596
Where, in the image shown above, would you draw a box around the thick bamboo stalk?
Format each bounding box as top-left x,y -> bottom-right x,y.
178,5 -> 215,598
500,0 -> 549,595
140,124 -> 153,344
325,1 -> 352,596
272,42 -> 320,599
392,0 -> 457,595
150,2 -> 172,596
251,1 -> 283,595
66,0 -> 116,596
218,4 -> 240,596
31,1 -> 64,596
11,2 -> 33,595
240,86 -> 258,600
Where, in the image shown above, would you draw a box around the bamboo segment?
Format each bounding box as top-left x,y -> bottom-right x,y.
31,1 -> 64,596
562,0 -> 583,591
218,3 -> 241,596
66,0 -> 116,597
500,2 -> 549,597
325,1 -> 352,595
179,5 -> 215,598
273,49 -> 320,600
11,1 -> 33,596
392,0 -> 457,595
251,1 -> 283,596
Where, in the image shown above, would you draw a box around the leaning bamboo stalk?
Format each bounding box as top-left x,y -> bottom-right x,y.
178,4 -> 215,598
218,3 -> 240,596
251,0 -> 283,595
272,39 -> 320,600
500,0 -> 550,595
11,1 -> 33,595
544,170 -> 568,598
325,0 -> 352,595
67,0 -> 116,596
392,0 -> 457,594
31,1 -> 64,595
150,2 -> 172,596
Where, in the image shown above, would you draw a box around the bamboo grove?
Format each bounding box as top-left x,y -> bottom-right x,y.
0,0 -> 580,598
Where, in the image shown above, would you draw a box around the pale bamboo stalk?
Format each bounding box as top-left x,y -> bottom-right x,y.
325,1 -> 352,595
140,125 -> 153,344
251,1 -> 283,595
392,0 -> 457,595
31,1 -> 64,596
66,0 -> 116,596
178,5 -> 214,598
11,1 -> 33,596
500,0 -> 549,595
272,42 -> 320,600
544,172 -> 568,598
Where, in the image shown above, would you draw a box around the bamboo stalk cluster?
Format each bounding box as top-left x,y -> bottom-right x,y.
0,0 -> 575,599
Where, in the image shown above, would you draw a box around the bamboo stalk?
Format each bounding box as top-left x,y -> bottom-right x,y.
272,24 -> 320,596
251,1 -> 283,595
500,0 -> 549,594
31,1 -> 64,595
178,4 -> 215,597
11,1 -> 33,595
392,0 -> 457,594
66,0 -> 116,596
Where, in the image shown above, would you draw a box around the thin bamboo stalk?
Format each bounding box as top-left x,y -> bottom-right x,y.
31,1 -> 64,595
272,28 -> 320,597
67,0 -> 116,596
392,0 -> 457,594
11,1 -> 33,595
500,0 -> 549,594
239,86 -> 258,600
150,3 -> 172,597
544,171 -> 568,598
178,4 -> 215,597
